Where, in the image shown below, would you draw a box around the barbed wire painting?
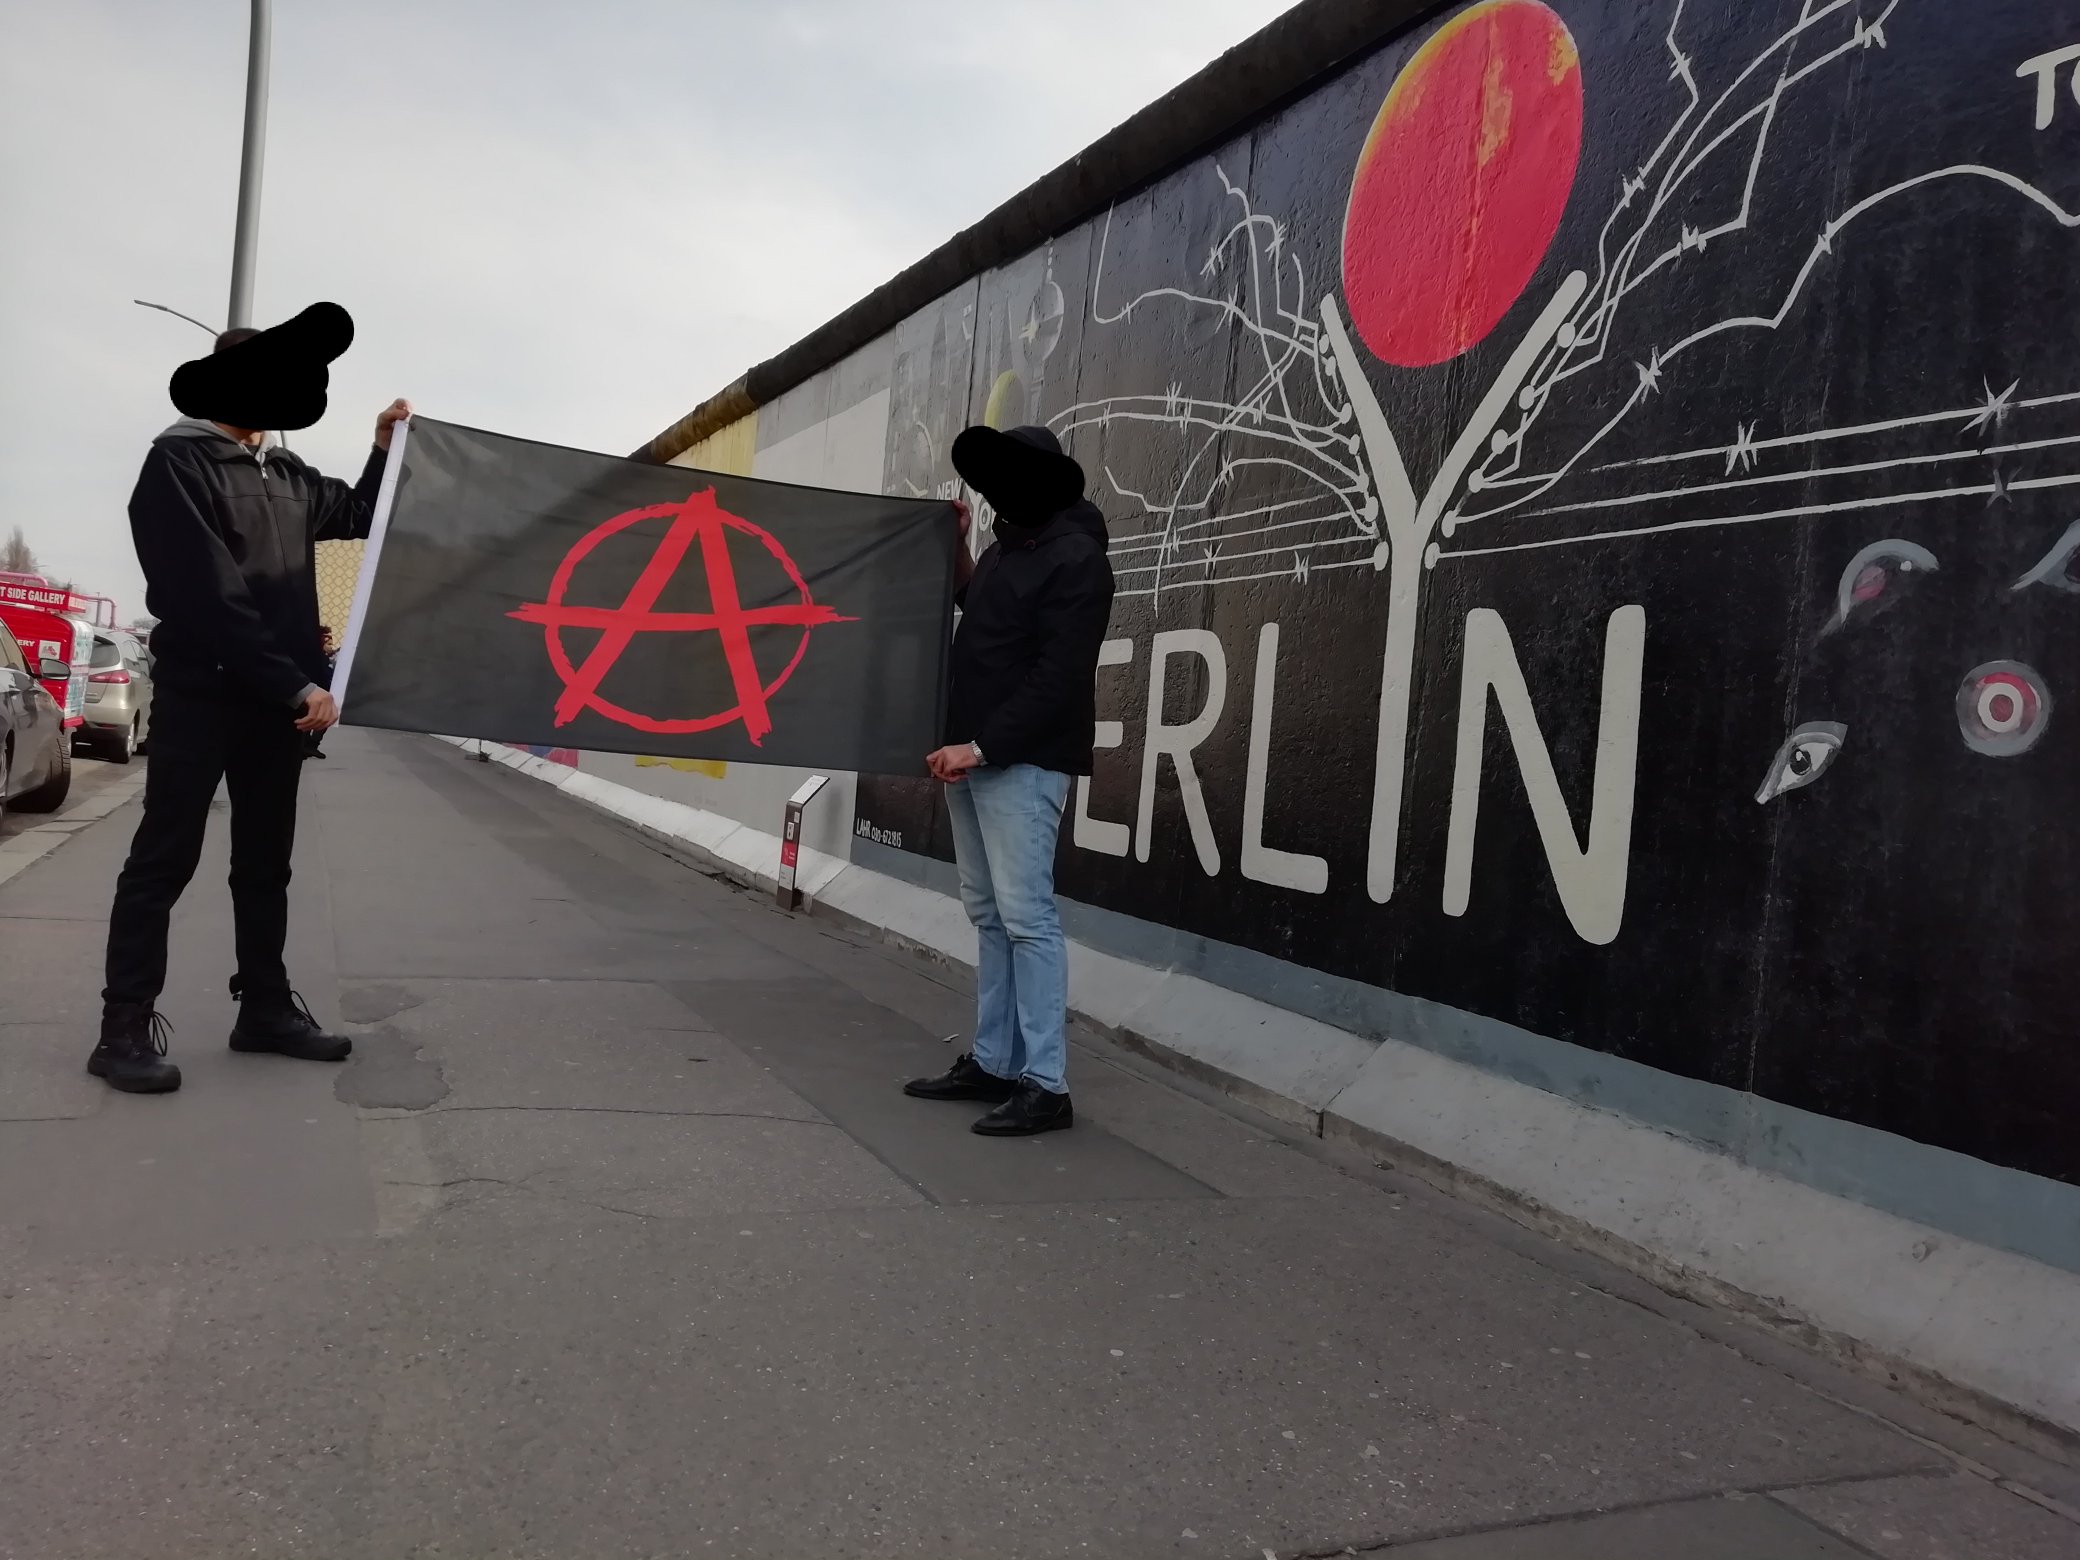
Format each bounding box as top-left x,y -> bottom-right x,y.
1051,0 -> 2080,906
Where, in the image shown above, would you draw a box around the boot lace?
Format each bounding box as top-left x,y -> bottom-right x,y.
141,1010 -> 173,1056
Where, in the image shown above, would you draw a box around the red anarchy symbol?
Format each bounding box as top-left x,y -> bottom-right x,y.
507,488 -> 852,744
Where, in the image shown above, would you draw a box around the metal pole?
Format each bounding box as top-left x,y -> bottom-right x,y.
226,0 -> 272,330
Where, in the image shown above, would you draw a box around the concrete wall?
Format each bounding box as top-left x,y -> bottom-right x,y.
550,0 -> 2080,1415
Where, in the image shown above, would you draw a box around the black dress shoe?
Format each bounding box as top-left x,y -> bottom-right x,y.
230,989 -> 352,1062
972,1081 -> 1073,1137
904,1052 -> 1017,1102
86,1004 -> 182,1094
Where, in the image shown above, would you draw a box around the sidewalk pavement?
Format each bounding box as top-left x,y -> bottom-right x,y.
1,730 -> 2074,1559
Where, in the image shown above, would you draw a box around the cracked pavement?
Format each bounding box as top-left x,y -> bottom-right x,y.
2,731 -> 2075,1558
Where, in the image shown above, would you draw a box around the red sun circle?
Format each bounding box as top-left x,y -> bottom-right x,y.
1342,0 -> 1584,368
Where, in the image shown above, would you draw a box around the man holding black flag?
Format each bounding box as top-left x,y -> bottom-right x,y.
906,425 -> 1114,1137
88,302 -> 410,1095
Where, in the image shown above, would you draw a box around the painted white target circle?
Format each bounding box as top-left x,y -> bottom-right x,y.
1956,661 -> 2051,757
1976,682 -> 2023,734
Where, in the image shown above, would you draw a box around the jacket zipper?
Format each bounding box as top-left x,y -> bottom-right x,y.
256,451 -> 288,575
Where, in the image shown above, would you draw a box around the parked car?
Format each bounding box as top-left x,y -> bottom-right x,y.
0,617 -> 73,825
0,583 -> 90,736
78,628 -> 153,762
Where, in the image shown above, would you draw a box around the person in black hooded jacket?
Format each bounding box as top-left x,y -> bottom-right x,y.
89,304 -> 410,1095
906,425 -> 1114,1137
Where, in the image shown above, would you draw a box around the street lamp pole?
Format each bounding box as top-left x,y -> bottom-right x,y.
226,0 -> 272,331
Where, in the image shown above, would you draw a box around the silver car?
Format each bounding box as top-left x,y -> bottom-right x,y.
78,629 -> 153,763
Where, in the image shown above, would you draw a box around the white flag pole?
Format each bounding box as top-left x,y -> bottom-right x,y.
330,416 -> 410,715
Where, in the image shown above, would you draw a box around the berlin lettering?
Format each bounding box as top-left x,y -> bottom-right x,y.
1066,606 -> 1647,948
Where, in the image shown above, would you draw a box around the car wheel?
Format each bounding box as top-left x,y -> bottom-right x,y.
0,741 -> 11,832
15,737 -> 70,813
108,717 -> 138,766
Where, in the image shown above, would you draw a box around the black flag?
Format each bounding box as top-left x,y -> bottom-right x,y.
336,418 -> 956,774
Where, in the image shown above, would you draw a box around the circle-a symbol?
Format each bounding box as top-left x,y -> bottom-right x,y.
1342,0 -> 1584,367
508,488 -> 852,743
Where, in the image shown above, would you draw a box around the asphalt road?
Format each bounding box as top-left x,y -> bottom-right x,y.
0,730 -> 2073,1559
0,743 -> 141,834
0,743 -> 148,881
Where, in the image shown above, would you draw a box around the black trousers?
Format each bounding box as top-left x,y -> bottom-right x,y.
103,684 -> 305,1007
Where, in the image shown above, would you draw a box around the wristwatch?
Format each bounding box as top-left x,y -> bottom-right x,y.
969,741 -> 986,767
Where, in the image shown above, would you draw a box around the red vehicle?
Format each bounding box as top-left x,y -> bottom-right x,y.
0,579 -> 94,736
0,615 -> 72,822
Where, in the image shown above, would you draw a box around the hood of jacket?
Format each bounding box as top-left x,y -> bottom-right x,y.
1014,498 -> 1107,551
156,418 -> 280,466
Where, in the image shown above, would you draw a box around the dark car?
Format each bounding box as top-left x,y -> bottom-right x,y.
0,617 -> 72,826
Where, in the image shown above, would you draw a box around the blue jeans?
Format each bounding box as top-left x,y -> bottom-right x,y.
943,764 -> 1073,1094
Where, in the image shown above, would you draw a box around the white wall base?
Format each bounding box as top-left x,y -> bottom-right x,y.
447,737 -> 2080,1442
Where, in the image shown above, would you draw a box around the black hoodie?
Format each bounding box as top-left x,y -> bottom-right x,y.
130,420 -> 383,708
946,495 -> 1115,776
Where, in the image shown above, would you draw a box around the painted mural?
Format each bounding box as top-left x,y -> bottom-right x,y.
846,0 -> 2080,1189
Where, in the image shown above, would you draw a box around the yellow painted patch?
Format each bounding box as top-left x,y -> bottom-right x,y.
1548,24 -> 1579,84
984,370 -> 1025,430
1476,49 -> 1514,167
671,412 -> 757,478
635,755 -> 728,778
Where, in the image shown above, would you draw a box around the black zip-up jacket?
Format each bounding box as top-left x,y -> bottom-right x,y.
946,500 -> 1115,775
130,421 -> 384,708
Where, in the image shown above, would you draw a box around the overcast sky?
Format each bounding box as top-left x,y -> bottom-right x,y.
0,0 -> 1295,620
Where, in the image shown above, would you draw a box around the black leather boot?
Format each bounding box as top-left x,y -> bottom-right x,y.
229,988 -> 352,1062
903,1052 -> 1017,1102
86,1004 -> 182,1094
972,1081 -> 1074,1137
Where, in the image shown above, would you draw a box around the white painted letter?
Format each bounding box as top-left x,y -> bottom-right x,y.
1241,624 -> 1327,893
1136,629 -> 1226,875
2018,45 -> 2080,130
1443,606 -> 1647,947
1073,638 -> 1134,858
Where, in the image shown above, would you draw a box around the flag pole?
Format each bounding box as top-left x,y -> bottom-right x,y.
330,418 -> 410,714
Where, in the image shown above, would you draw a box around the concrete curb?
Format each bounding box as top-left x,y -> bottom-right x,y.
0,768 -> 148,890
446,737 -> 2080,1447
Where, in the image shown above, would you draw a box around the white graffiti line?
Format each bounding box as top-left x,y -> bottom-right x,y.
1114,554 -> 1376,601
1066,172 -> 1375,597
1617,24 -> 1895,303
1453,164 -> 2080,528
1114,532 -> 1376,577
1530,2 -> 1866,385
1510,431 -> 2080,521
1669,164 -> 2080,365
1582,391 -> 2080,473
1089,283 -> 1317,356
1111,512 -> 1376,560
1100,466 -> 1365,529
1054,401 -> 1357,466
1467,0 -> 1899,507
1436,468 -> 2080,561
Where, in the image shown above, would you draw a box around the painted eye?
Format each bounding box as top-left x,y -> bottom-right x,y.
1756,721 -> 1847,803
1956,662 -> 2052,756
1821,540 -> 1938,636
2010,520 -> 2080,596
